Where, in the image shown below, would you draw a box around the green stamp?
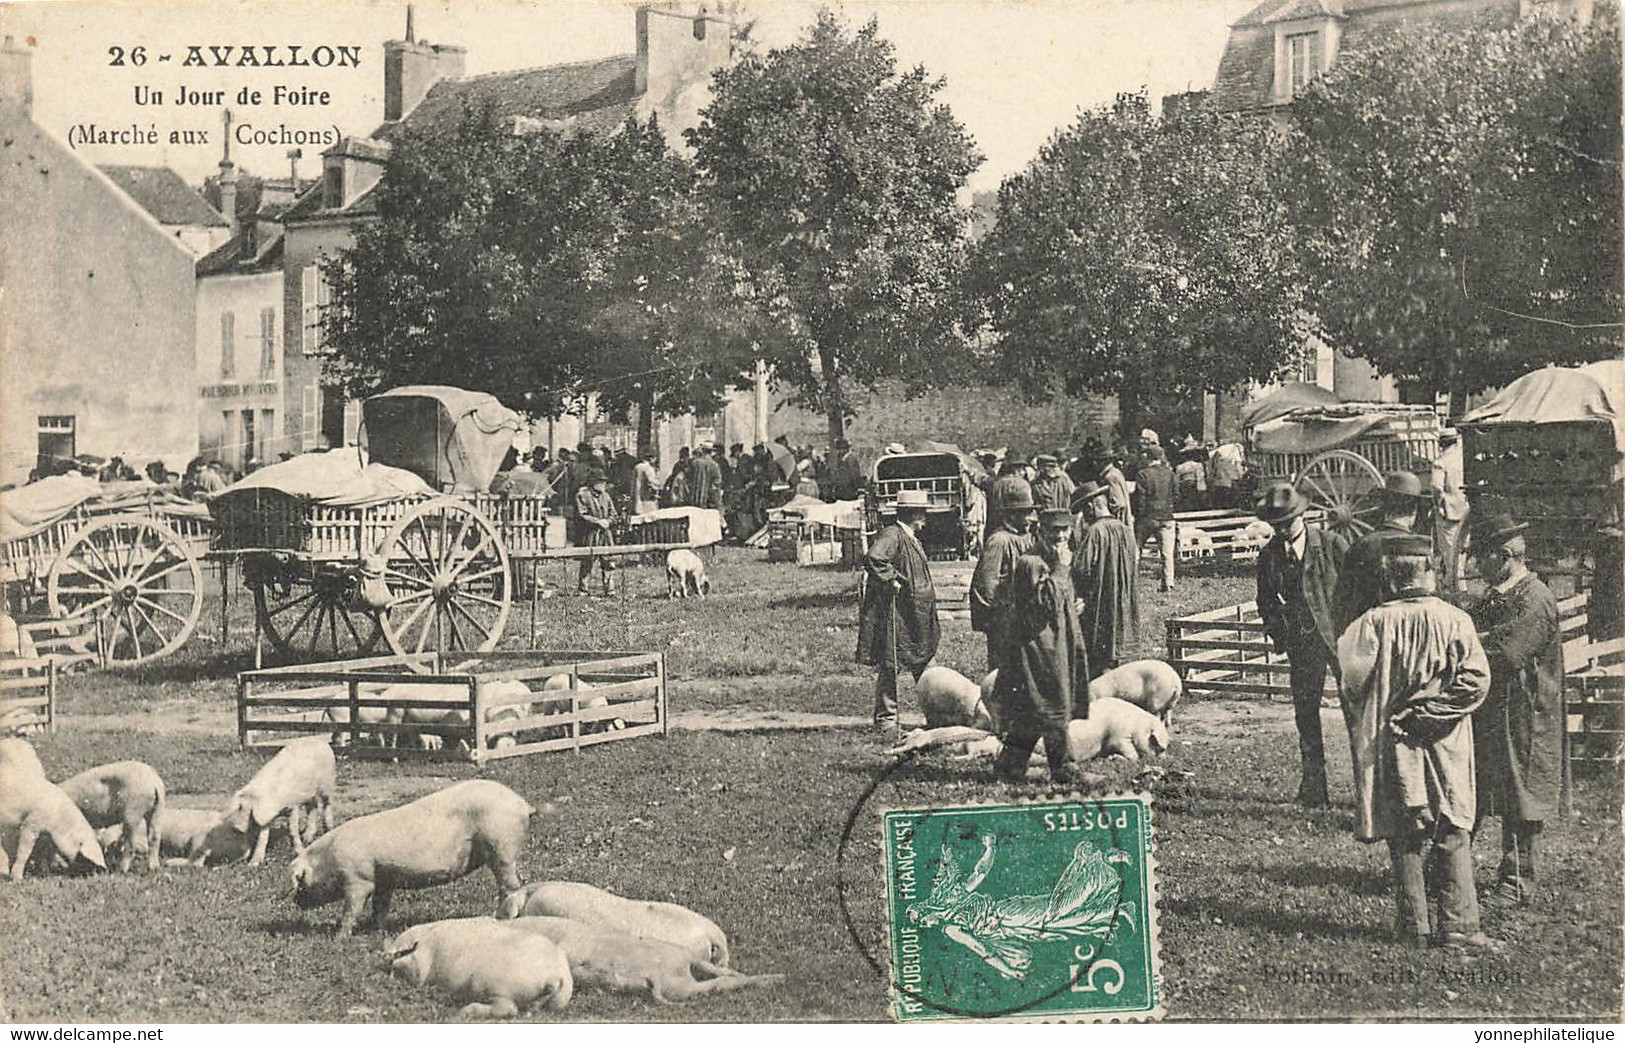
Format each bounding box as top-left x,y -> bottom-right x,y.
880,794 -> 1161,1022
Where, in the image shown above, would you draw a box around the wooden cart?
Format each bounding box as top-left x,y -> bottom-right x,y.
865,451 -> 981,560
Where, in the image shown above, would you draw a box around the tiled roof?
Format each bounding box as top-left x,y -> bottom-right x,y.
375,54 -> 639,144
97,165 -> 227,227
1212,0 -> 1518,111
195,227 -> 285,277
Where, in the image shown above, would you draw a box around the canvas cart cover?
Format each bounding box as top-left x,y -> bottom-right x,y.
769,496 -> 866,530
628,506 -> 724,546
1241,381 -> 1342,430
211,449 -> 433,509
361,386 -> 522,493
1461,361 -> 1625,476
1,474 -> 209,544
1250,405 -> 1434,458
914,440 -> 988,481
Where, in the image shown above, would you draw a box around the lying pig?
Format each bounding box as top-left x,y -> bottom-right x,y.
223,736 -> 337,866
388,917 -> 572,1018
290,779 -> 538,936
1090,660 -> 1183,722
538,675 -> 624,738
0,768 -> 105,880
498,880 -> 729,966
95,807 -> 253,867
888,697 -> 1171,765
58,760 -> 166,873
504,914 -> 783,1003
918,666 -> 994,731
665,549 -> 711,599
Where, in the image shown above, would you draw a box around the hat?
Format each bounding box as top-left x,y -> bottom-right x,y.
585,467 -> 608,485
1472,512 -> 1528,549
1071,480 -> 1110,510
1381,533 -> 1435,557
1383,471 -> 1427,500
1140,429 -> 1160,446
1035,453 -> 1058,466
895,489 -> 931,512
1145,445 -> 1167,463
1180,435 -> 1201,452
1039,507 -> 1073,530
884,442 -> 907,456
997,478 -> 1036,512
1254,482 -> 1308,524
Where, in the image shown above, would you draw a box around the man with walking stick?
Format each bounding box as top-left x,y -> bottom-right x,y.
857,489 -> 939,743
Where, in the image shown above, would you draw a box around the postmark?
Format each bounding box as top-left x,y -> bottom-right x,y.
878,793 -> 1161,1023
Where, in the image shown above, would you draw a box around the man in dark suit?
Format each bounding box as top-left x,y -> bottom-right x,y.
1256,482 -> 1349,806
1133,444 -> 1178,592
1334,470 -> 1431,635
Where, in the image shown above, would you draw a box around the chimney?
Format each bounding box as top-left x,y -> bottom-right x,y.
219,110 -> 239,238
0,35 -> 33,116
383,8 -> 465,122
635,6 -> 731,108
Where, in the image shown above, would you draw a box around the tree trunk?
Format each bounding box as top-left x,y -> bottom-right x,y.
820,345 -> 845,446
1117,380 -> 1142,447
636,388 -> 655,460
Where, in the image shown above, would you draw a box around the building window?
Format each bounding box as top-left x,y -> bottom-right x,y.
1287,31 -> 1321,97
260,408 -> 276,464
1301,357 -> 1319,384
302,265 -> 330,355
223,411 -> 237,468
220,310 -> 236,378
259,307 -> 277,379
37,415 -> 75,476
241,409 -> 257,470
302,381 -> 321,450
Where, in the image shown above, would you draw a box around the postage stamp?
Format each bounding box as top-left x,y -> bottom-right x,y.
879,793 -> 1161,1023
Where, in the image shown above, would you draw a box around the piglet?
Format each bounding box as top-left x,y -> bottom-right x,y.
58,760 -> 166,873
0,761 -> 105,881
223,736 -> 337,865
665,549 -> 711,599
290,779 -> 540,936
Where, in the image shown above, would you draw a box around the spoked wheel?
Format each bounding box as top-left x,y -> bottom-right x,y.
378,498 -> 511,670
249,561 -> 382,661
1295,449 -> 1384,541
46,514 -> 203,669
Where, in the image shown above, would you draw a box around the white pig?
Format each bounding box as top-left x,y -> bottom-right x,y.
0,769 -> 105,880
1090,659 -> 1183,722
58,760 -> 166,873
917,666 -> 994,730
889,697 -> 1170,766
95,807 -> 253,867
665,549 -> 711,599
387,917 -> 573,1018
223,736 -> 337,866
498,880 -> 729,966
289,779 -> 538,936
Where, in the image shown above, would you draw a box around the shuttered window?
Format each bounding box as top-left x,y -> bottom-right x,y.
220,310 -> 236,378
302,265 -> 329,354
259,307 -> 277,379
302,382 -> 320,449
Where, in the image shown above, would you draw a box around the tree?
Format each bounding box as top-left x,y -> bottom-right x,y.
970,93 -> 1313,438
321,107 -> 759,447
686,9 -> 983,444
1282,7 -> 1623,404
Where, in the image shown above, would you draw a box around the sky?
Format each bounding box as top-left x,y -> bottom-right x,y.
1,0 -> 1253,193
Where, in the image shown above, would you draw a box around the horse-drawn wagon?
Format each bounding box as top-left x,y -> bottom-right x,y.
864,446 -> 985,561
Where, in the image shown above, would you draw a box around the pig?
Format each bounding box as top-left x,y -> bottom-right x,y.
503,914 -> 783,1003
329,681 -> 535,752
387,917 -> 573,1018
1090,659 -> 1183,722
57,760 -> 166,873
538,675 -> 623,738
0,737 -> 46,778
0,767 -> 105,881
289,779 -> 538,936
223,736 -> 337,866
95,807 -> 253,867
917,666 -> 994,731
665,549 -> 711,599
498,880 -> 729,966
888,697 -> 1170,766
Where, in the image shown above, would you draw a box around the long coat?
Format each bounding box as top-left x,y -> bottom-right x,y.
970,526 -> 1032,635
1470,572 -> 1565,823
690,456 -> 724,511
1337,593 -> 1491,842
856,523 -> 939,672
1256,526 -> 1349,660
1070,516 -> 1140,675
996,554 -> 1091,724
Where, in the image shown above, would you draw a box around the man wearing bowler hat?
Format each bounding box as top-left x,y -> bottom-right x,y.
1335,470 -> 1432,635
971,476 -> 1037,671
1469,512 -> 1564,906
1071,479 -> 1140,678
857,489 -> 939,740
1256,482 -> 1349,806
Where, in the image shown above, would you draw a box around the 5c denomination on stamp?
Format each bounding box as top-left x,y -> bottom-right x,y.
880,793 -> 1162,1023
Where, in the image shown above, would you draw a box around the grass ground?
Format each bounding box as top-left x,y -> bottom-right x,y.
4,548 -> 1618,1022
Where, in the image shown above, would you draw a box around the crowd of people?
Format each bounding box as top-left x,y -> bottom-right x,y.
859,427 -> 1575,950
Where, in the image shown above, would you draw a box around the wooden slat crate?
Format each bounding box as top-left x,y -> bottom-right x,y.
1567,668 -> 1624,769
932,561 -> 973,622
768,519 -> 849,566
0,656 -> 55,735
237,649 -> 665,763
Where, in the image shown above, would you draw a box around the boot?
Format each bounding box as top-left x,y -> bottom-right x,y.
1296,757 -> 1329,807
993,748 -> 1030,782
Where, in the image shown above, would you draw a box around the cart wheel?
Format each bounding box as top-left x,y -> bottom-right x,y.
251,565 -> 382,661
46,514 -> 203,669
1295,449 -> 1384,540
378,498 -> 511,669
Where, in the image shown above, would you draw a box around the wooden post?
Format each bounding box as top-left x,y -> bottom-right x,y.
237,673 -> 249,748
46,658 -> 57,735
469,674 -> 484,765
570,669 -> 581,754
219,559 -> 231,648
656,652 -> 667,736
529,559 -> 539,650
347,679 -> 361,751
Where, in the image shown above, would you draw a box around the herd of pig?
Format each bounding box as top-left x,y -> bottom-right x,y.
0,735 -> 779,1018
890,658 -> 1183,763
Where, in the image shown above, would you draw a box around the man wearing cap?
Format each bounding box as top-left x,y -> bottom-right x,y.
1031,452 -> 1076,513
1338,534 -> 1491,948
1256,483 -> 1349,806
1071,480 -> 1140,678
574,468 -> 620,595
994,507 -> 1090,783
857,489 -> 940,740
1133,444 -> 1178,592
1468,514 -> 1563,906
971,477 -> 1036,671
985,457 -> 1032,537
1334,471 -> 1431,635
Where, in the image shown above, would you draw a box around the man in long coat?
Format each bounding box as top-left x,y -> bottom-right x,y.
1070,480 -> 1140,679
689,445 -> 724,512
1030,453 -> 1075,513
971,477 -> 1036,671
1334,471 -> 1431,636
1256,483 -> 1349,806
857,489 -> 939,739
1469,513 -> 1564,905
574,468 -> 620,595
1338,535 -> 1491,948
993,508 -> 1091,783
